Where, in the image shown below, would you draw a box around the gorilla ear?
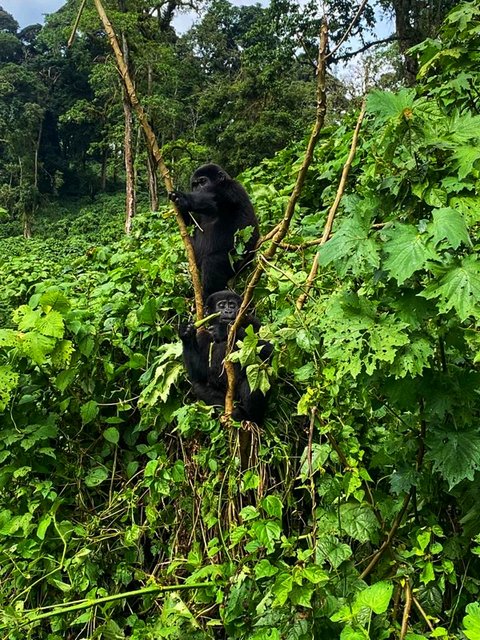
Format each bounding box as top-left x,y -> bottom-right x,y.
217,170 -> 226,182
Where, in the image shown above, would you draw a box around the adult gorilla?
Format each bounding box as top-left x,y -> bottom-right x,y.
169,164 -> 259,298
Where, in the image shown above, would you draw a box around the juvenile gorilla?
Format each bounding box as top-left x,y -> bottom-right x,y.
179,291 -> 272,424
169,164 -> 259,298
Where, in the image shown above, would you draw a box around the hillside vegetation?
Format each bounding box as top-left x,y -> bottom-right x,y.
1,1 -> 480,639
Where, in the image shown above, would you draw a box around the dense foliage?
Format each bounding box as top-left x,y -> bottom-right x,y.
1,0 -> 480,639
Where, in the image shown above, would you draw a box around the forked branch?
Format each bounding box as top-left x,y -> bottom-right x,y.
223,20 -> 329,417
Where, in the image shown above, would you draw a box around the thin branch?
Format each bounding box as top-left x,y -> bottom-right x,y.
360,491 -> 411,580
223,20 -> 329,417
400,580 -> 412,640
412,596 -> 435,632
67,0 -> 87,48
339,36 -> 399,60
90,0 -> 203,318
308,408 -> 317,548
296,99 -> 366,310
326,0 -> 369,61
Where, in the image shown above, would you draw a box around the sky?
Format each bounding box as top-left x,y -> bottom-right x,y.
1,0 -> 65,27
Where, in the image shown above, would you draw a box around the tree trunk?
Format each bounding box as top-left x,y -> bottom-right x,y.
122,32 -> 136,235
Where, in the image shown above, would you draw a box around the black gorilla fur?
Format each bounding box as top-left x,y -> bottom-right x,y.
179,290 -> 272,424
169,164 -> 259,298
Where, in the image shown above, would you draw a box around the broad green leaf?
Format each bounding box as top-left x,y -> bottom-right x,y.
290,584 -> 314,607
367,89 -> 415,120
420,561 -> 435,585
37,515 -> 52,540
246,363 -> 271,394
463,602 -> 480,640
339,502 -> 379,543
35,310 -> 64,338
18,332 -> 55,364
84,467 -> 109,487
430,208 -> 470,248
453,146 -> 480,180
302,565 -> 329,585
261,495 -> 282,519
0,329 -> 18,347
426,427 -> 480,489
0,365 -> 19,411
55,368 -> 76,392
340,628 -> 369,640
255,559 -> 279,579
81,400 -> 99,425
50,339 -> 74,368
272,571 -> 293,606
422,256 -> 480,320
356,581 -> 394,614
103,427 -> 119,445
39,290 -> 71,313
383,225 -> 433,284
251,519 -> 282,553
14,305 -> 41,330
137,298 -> 157,325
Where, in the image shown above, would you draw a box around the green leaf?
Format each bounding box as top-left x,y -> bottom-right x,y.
290,583 -> 314,607
367,89 -> 415,120
261,495 -> 282,519
81,400 -> 99,425
430,208 -> 470,248
39,289 -> 71,313
0,365 -> 19,411
255,559 -> 279,579
251,519 -> 282,553
37,515 -> 52,540
302,565 -> 329,585
35,310 -> 64,338
453,146 -> 480,180
272,571 -> 293,606
340,628 -> 369,640
420,561 -> 435,585
356,581 -> 394,614
422,256 -> 480,320
84,467 -> 109,487
246,364 -> 271,394
18,332 -> 55,365
463,602 -> 480,640
426,427 -> 480,489
339,503 -> 379,543
103,427 -> 119,445
383,225 -> 433,284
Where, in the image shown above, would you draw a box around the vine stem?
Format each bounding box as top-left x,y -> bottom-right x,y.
89,0 -> 203,318
296,99 -> 366,310
400,580 -> 412,639
360,491 -> 411,580
223,20 -> 329,416
12,583 -> 215,628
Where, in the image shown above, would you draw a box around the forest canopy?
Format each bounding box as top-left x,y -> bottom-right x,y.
1,0 -> 480,638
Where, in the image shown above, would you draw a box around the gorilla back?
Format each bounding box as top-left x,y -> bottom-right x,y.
169,164 -> 259,298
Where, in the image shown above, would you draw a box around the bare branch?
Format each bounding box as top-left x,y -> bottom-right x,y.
326,0 -> 369,61
400,581 -> 412,640
296,99 -> 366,310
